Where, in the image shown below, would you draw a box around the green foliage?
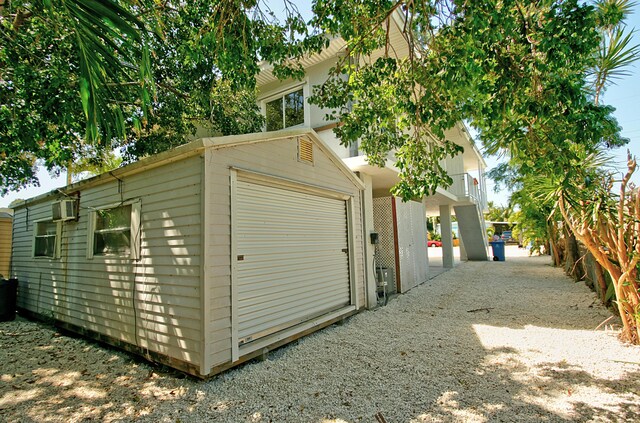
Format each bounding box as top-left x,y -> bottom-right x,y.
71,149 -> 122,182
209,81 -> 266,136
59,0 -> 154,143
2,0 -> 637,206
307,0 -> 632,200
590,0 -> 640,102
485,201 -> 513,222
1,1 -> 316,192
1,2 -> 84,192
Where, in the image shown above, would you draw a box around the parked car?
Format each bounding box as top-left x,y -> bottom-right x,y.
427,240 -> 442,247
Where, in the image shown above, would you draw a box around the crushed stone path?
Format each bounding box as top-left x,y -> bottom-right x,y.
1,251 -> 639,422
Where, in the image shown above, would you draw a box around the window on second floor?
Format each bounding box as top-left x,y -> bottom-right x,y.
265,88 -> 304,131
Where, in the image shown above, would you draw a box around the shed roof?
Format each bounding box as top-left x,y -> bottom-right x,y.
13,128 -> 364,209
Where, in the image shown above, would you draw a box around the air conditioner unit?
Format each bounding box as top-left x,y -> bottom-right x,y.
52,199 -> 76,221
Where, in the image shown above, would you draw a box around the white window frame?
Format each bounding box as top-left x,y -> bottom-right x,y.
261,82 -> 309,131
32,219 -> 62,259
86,199 -> 141,260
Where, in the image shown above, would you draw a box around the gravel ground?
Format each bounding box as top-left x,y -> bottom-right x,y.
1,248 -> 639,422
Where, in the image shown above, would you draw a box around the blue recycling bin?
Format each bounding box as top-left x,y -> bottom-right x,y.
490,241 -> 506,261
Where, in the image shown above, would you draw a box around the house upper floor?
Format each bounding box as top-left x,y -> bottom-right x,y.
255,14 -> 487,211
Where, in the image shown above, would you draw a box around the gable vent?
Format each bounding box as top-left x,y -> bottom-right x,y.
298,138 -> 314,164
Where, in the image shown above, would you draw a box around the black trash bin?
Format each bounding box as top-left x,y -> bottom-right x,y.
0,278 -> 18,322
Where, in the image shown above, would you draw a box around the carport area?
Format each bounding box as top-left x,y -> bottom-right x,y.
428,244 -> 528,279
427,244 -> 462,279
1,251 -> 638,422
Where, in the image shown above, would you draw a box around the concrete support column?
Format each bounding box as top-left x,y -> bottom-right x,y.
439,204 -> 454,268
359,173 -> 378,309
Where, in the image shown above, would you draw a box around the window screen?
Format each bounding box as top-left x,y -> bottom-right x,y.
93,205 -> 132,256
34,221 -> 57,257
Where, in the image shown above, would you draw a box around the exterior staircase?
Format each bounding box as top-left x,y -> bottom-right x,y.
454,204 -> 489,261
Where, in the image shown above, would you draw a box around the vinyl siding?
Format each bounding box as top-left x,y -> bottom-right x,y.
11,156 -> 203,368
203,137 -> 365,372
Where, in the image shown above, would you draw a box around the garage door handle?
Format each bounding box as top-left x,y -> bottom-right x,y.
342,249 -> 349,253
237,255 -> 245,261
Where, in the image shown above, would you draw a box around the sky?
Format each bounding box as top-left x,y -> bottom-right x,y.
1,3 -> 639,208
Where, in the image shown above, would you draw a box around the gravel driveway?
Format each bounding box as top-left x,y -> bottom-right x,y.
1,249 -> 639,422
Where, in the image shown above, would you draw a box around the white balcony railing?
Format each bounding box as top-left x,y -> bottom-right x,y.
449,173 -> 487,210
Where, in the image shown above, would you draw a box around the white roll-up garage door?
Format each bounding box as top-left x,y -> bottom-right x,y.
234,179 -> 351,345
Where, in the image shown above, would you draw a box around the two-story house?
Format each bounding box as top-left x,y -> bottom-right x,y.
256,12 -> 488,306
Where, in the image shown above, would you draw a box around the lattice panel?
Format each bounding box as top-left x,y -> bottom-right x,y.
372,197 -> 396,271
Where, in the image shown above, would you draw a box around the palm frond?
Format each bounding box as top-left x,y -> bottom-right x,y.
56,0 -> 155,143
595,0 -> 637,29
597,28 -> 640,81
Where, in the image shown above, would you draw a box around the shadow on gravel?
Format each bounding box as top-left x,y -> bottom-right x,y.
2,252 -> 639,422
2,315 -> 639,422
0,319 -> 194,422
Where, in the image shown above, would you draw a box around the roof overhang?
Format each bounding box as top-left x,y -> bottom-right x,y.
13,128 -> 365,209
257,8 -> 410,88
342,155 -> 400,195
257,37 -> 347,87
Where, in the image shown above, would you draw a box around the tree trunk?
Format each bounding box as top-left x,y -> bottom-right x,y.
594,261 -> 608,303
564,229 -> 585,281
547,222 -> 562,266
558,194 -> 638,344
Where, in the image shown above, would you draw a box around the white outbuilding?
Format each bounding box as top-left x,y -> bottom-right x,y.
10,128 -> 367,377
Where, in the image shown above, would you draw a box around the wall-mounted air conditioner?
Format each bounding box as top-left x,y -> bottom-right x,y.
52,199 -> 76,221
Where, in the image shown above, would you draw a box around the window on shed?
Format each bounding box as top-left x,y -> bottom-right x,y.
88,201 -> 141,260
34,221 -> 59,258
265,88 -> 304,131
94,205 -> 131,256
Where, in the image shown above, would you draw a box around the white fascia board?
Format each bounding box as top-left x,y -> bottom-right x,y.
256,37 -> 346,87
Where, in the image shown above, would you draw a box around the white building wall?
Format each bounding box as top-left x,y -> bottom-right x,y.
203,136 -> 366,373
395,199 -> 429,293
11,156 -> 204,371
444,153 -> 466,197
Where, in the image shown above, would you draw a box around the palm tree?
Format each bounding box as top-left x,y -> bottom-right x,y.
59,0 -> 155,143
6,0 -> 155,144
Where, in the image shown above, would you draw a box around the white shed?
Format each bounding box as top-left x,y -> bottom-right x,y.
10,128 -> 366,377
